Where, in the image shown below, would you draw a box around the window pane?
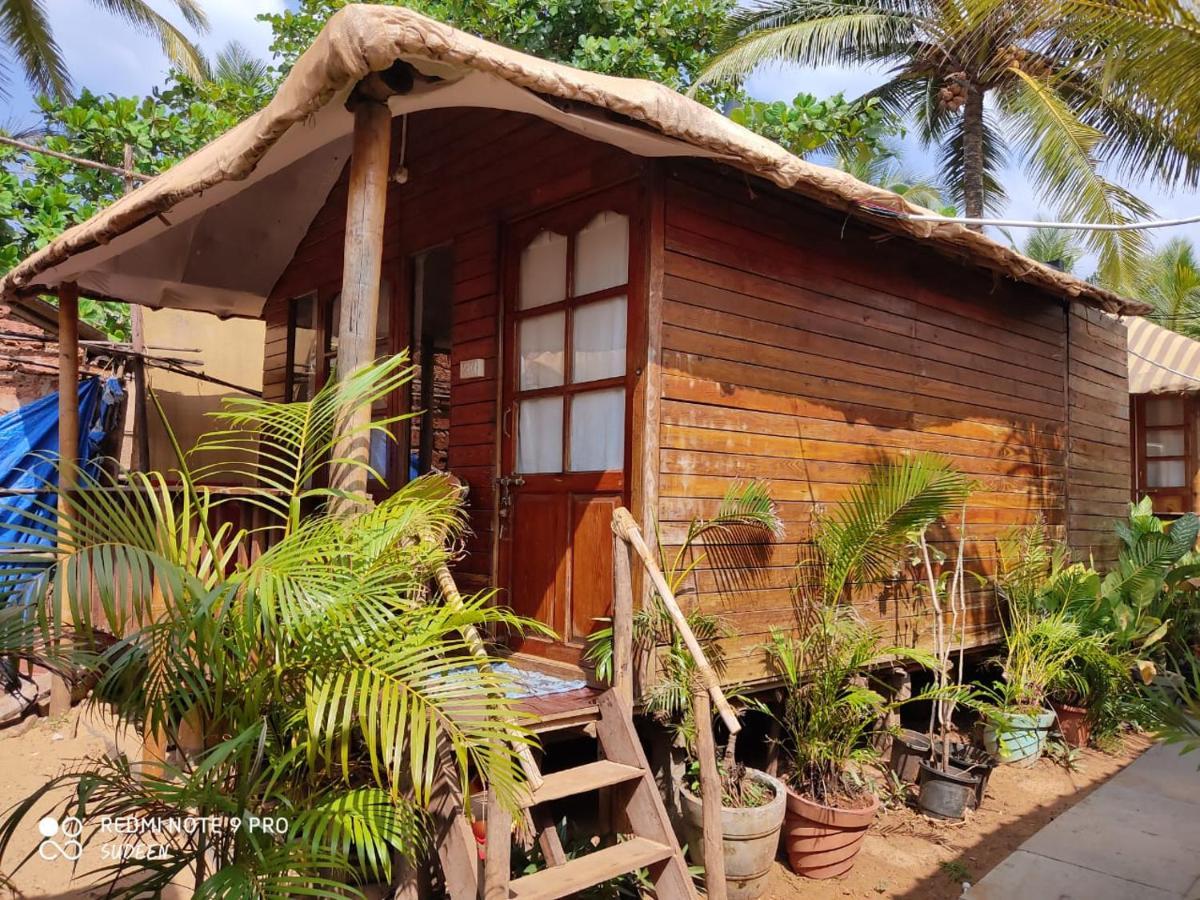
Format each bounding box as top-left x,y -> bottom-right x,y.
517,396 -> 563,473
572,296 -> 626,383
288,293 -> 319,402
574,212 -> 629,296
519,230 -> 567,310
1145,395 -> 1185,427
1148,459 -> 1186,488
519,311 -> 565,390
1146,428 -> 1185,457
569,388 -> 624,472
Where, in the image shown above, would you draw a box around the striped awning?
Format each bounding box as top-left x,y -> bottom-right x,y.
1127,316 -> 1200,394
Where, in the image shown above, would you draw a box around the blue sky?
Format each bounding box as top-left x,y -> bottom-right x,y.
4,1 -> 1197,268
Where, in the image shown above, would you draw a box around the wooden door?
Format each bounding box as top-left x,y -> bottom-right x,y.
499,186 -> 640,663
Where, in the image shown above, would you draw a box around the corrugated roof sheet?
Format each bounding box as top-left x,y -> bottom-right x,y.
1127,316 -> 1200,394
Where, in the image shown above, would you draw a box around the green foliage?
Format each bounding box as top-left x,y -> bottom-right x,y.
814,452 -> 972,604
767,454 -> 970,801
0,355 -> 544,896
766,604 -> 939,803
1129,238 -> 1200,338
261,0 -> 737,103
0,60 -> 272,339
728,92 -> 896,162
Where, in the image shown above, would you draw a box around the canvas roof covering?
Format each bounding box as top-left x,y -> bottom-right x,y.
0,4 -> 1148,320
1127,316 -> 1200,394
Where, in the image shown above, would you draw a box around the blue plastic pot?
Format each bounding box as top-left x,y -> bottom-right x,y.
982,708 -> 1055,766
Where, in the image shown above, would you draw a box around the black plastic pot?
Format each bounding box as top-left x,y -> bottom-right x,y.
949,742 -> 998,809
916,761 -> 979,821
889,728 -> 932,784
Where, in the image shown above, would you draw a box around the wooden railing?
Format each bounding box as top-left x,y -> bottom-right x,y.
610,505 -> 737,900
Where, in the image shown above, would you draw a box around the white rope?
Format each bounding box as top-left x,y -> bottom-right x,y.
870,209 -> 1200,232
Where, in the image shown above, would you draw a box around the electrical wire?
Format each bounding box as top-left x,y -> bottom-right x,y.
1127,344 -> 1200,386
855,202 -> 1200,232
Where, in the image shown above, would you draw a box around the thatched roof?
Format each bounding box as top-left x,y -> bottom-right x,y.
0,4 -> 1146,318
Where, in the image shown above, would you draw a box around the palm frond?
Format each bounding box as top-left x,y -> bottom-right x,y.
817,452 -> 972,601
87,0 -> 209,79
694,1 -> 920,91
0,0 -> 68,98
1001,68 -> 1152,293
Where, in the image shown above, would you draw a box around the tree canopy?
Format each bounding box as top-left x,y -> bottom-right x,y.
260,0 -> 737,100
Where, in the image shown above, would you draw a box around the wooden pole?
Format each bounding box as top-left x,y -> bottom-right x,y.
483,783 -> 512,900
329,95 -> 392,510
123,144 -> 151,472
612,528 -> 634,708
50,282 -> 80,716
611,507 -> 740,734
693,688 -> 728,900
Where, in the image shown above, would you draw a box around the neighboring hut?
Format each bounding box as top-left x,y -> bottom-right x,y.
0,296 -> 106,412
0,7 -> 1139,683
1127,316 -> 1200,515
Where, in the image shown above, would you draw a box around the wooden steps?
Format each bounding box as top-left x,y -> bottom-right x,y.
506,837 -> 674,899
522,760 -> 643,807
468,689 -> 697,900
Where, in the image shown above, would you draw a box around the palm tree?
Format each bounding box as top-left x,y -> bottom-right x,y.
695,0 -> 1200,291
835,146 -> 955,214
1018,226 -> 1084,273
0,0 -> 209,100
1133,238 -> 1200,338
205,40 -> 270,90
0,355 -> 541,896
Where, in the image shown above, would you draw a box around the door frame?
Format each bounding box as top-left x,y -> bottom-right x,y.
494,180 -> 648,662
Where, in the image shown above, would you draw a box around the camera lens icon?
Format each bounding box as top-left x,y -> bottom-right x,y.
37,816 -> 83,861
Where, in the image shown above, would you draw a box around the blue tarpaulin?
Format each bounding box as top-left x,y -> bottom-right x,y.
0,376 -> 125,553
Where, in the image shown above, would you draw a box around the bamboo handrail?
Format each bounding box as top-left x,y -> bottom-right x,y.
610,506 -> 741,735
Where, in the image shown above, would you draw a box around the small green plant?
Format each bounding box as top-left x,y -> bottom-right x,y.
1044,737 -> 1084,772
684,759 -> 773,809
940,860 -> 973,883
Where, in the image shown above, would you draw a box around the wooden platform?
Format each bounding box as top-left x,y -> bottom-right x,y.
516,686 -> 603,734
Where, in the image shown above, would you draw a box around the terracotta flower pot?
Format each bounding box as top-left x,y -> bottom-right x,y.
1051,700 -> 1091,749
782,786 -> 880,880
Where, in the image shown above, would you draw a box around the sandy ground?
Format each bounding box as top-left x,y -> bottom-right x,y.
764,735 -> 1151,899
0,706 -> 149,900
0,707 -> 1150,899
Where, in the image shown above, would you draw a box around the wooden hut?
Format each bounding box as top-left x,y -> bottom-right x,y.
0,7 -> 1140,894
1127,315 -> 1200,515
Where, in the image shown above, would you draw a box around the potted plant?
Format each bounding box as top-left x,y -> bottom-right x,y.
911,504 -> 990,821
766,605 -> 936,879
993,522 -> 1137,753
679,743 -> 787,900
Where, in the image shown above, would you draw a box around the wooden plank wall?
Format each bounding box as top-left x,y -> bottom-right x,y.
657,162 -> 1082,686
262,109 -> 641,590
1066,305 -> 1128,566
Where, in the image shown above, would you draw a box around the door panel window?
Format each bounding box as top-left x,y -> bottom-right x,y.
572,296 -> 626,383
518,311 -> 566,390
569,388 -> 624,471
517,396 -> 564,474
514,212 -> 630,475
574,211 -> 629,295
519,230 -> 568,309
1141,396 -> 1188,489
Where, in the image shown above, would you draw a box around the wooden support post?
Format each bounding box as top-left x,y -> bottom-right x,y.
611,507 -> 740,735
483,784 -> 512,900
693,688 -> 727,900
329,94 -> 392,510
612,529 -> 634,708
49,282 -> 80,717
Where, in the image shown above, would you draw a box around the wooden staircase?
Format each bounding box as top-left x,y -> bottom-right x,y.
475,690 -> 697,900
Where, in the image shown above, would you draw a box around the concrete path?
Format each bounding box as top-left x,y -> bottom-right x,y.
969,742 -> 1200,900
